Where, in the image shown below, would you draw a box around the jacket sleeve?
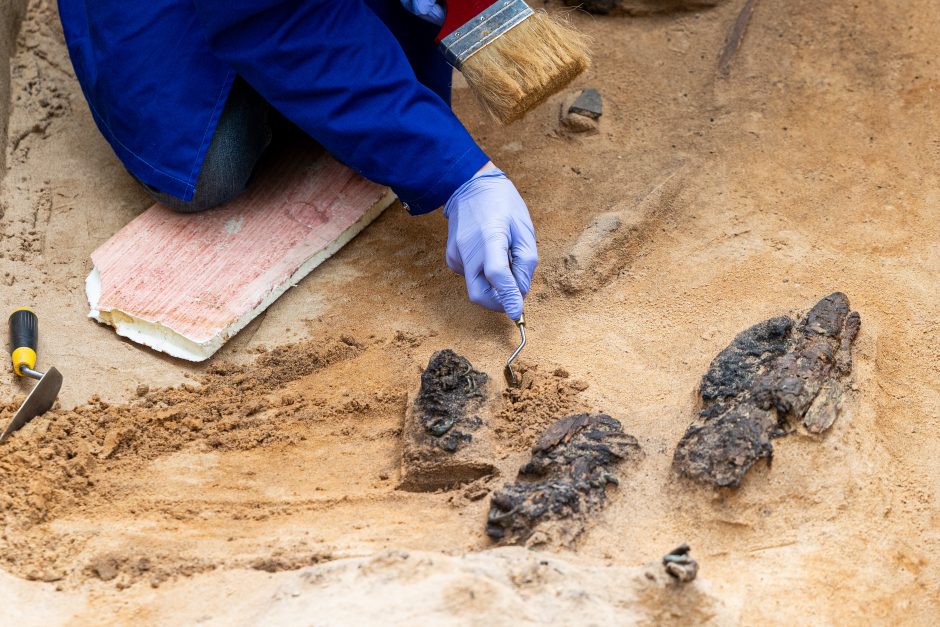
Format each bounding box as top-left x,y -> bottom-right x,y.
191,0 -> 489,214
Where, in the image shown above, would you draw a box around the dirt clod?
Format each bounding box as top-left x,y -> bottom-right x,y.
673,293 -> 861,487
569,88 -> 603,119
486,413 -> 642,545
87,555 -> 119,582
494,362 -> 592,450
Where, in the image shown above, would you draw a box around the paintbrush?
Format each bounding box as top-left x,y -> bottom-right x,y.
437,0 -> 591,124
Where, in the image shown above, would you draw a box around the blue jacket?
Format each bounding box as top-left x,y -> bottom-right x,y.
58,0 -> 489,214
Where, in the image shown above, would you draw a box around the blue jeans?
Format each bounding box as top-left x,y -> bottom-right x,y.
139,78 -> 273,213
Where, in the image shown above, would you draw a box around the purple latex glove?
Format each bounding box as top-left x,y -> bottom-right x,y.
400,0 -> 445,25
444,165 -> 538,321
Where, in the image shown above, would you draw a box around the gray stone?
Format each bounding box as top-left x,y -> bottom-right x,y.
569,88 -> 603,119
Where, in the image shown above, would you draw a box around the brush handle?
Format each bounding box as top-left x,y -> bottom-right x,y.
436,0 -> 503,42
9,307 -> 38,377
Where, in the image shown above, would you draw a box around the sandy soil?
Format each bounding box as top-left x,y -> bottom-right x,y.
1,0 -> 938,623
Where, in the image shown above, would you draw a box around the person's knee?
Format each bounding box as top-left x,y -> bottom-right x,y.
144,78 -> 271,213
140,174 -> 244,213
165,197 -> 218,213
163,171 -> 247,213
161,192 -> 238,213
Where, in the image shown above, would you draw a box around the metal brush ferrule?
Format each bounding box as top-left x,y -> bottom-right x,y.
439,0 -> 534,68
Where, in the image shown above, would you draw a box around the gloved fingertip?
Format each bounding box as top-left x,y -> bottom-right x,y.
467,274 -> 503,312
497,286 -> 525,321
510,261 -> 535,296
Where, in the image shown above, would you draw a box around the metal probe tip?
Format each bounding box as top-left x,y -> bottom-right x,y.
503,313 -> 526,387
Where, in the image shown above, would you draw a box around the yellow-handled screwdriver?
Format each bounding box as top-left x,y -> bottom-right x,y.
2,308 -> 62,443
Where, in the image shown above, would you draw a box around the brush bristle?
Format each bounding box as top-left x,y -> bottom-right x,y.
459,11 -> 591,124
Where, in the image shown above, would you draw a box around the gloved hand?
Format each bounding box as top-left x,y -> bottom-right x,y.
444,164 -> 538,321
400,0 -> 445,26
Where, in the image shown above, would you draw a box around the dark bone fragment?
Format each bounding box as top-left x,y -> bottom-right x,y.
674,293 -> 861,487
663,544 -> 699,583
486,414 -> 643,545
399,350 -> 496,492
568,88 -> 603,120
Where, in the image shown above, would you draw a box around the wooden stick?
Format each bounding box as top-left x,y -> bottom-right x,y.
718,0 -> 759,78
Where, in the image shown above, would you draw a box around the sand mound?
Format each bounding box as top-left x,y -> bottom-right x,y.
244,548 -> 728,626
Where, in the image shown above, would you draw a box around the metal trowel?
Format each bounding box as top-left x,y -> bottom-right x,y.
503,313 -> 526,387
503,253 -> 529,388
1,308 -> 62,443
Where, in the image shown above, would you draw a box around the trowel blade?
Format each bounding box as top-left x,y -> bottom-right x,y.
1,366 -> 62,443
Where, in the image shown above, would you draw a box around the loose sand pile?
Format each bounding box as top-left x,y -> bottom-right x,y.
1,0 -> 938,624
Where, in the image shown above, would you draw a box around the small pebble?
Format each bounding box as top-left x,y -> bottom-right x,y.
560,88 -> 603,133
340,334 -> 362,348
